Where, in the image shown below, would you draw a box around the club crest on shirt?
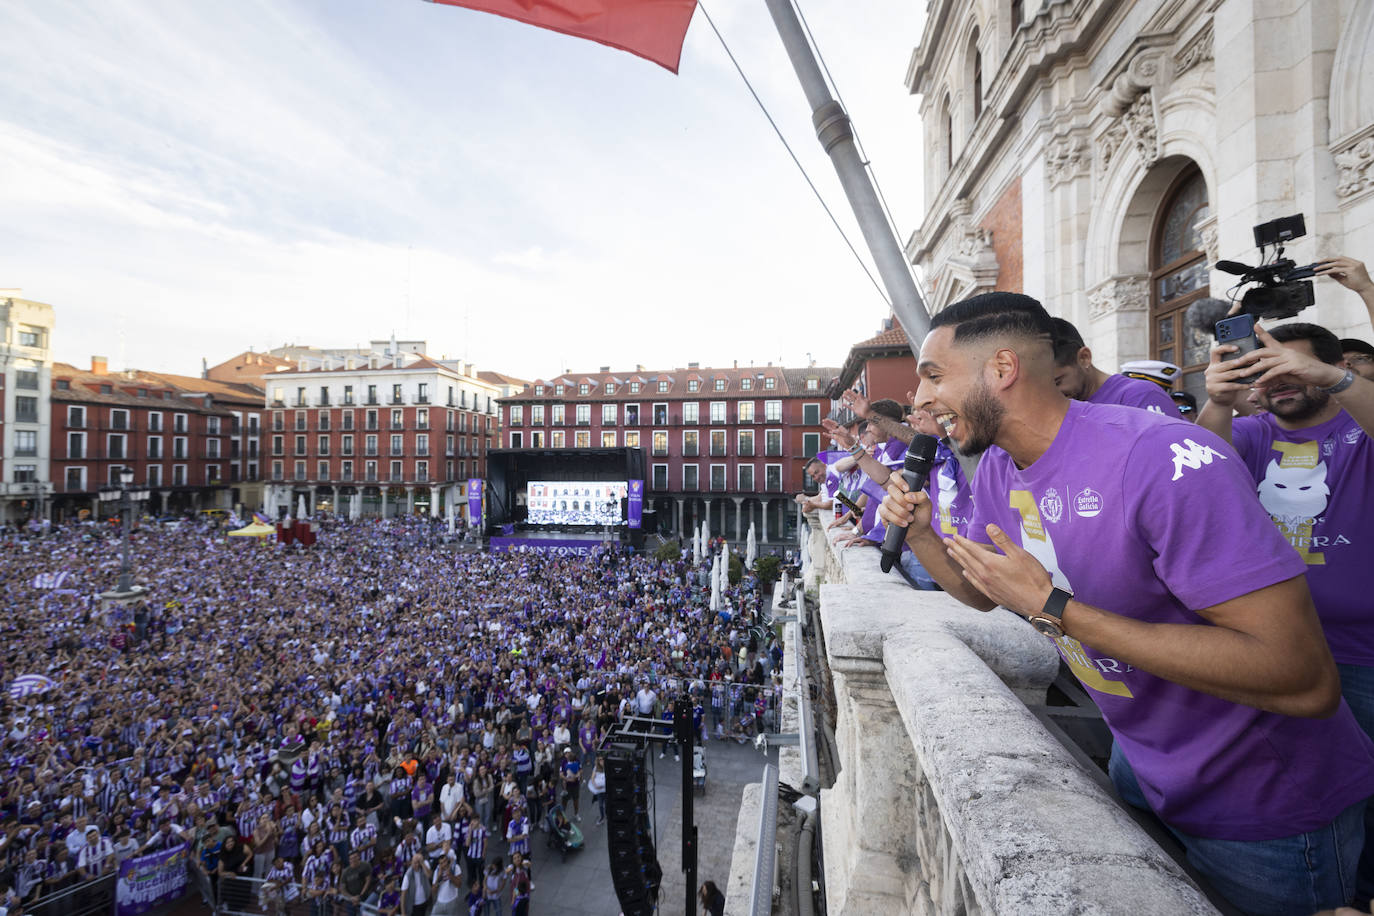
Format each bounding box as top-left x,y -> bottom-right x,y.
1073,487 -> 1102,518
1039,488 -> 1064,524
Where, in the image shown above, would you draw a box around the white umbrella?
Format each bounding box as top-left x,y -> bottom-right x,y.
703,514 -> 711,552
297,494 -> 308,519
746,522 -> 757,569
693,523 -> 702,562
709,552 -> 721,611
350,493 -> 361,521
9,674 -> 55,701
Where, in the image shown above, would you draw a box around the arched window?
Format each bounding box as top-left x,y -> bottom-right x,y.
1149,166 -> 1211,402
970,28 -> 983,121
943,94 -> 954,172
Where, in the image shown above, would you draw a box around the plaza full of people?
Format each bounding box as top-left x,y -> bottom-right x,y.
0,518 -> 783,916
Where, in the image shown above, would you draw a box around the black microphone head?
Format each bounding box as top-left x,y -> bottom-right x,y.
905,434 -> 939,471
1214,260 -> 1253,276
1185,297 -> 1234,337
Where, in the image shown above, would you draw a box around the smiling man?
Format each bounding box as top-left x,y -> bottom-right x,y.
878,291 -> 1374,914
1200,320 -> 1374,904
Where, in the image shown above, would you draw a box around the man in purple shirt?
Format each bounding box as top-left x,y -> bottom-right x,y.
1050,317 -> 1178,414
1200,319 -> 1374,902
879,291 -> 1374,914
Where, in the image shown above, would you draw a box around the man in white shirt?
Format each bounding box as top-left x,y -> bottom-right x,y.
439,776 -> 464,823
423,814 -> 451,862
635,684 -> 657,717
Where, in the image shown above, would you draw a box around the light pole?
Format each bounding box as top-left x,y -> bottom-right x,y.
98,467 -> 150,594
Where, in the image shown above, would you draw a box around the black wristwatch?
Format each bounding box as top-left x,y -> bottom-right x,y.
1027,587 -> 1071,638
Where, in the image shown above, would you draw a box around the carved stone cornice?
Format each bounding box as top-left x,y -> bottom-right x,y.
1333,124 -> 1374,205
1175,22 -> 1214,76
1046,133 -> 1091,187
1088,275 -> 1150,320
1195,214 -> 1220,266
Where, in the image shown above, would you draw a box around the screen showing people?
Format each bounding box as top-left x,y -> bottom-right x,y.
527,481 -> 627,526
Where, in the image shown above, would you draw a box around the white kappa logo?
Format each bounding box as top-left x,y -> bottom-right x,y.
1039,488 -> 1064,524
1170,438 -> 1228,481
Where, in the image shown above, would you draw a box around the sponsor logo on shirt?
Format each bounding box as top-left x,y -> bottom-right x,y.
1169,438 -> 1227,481
1345,427 -> 1363,445
1073,488 -> 1102,518
1039,488 -> 1064,524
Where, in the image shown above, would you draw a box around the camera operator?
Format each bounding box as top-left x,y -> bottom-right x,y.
879,291 -> 1374,914
1050,318 -> 1178,414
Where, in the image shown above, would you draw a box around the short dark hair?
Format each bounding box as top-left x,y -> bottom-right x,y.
1268,322 -> 1343,365
1048,317 -> 1086,366
930,292 -> 1055,349
802,457 -> 823,472
868,399 -> 905,421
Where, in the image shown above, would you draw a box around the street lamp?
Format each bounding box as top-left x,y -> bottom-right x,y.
98,467 -> 150,594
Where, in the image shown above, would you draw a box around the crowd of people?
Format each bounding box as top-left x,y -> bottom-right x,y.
0,517 -> 783,916
800,256 -> 1373,915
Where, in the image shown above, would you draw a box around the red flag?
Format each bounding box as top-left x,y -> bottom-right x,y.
427,0 -> 696,73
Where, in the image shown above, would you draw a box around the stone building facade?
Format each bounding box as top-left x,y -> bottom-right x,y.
907,0 -> 1374,404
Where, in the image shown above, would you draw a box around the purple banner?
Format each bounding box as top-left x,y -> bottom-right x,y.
627,479 -> 644,529
116,842 -> 189,916
466,479 -> 483,527
489,536 -> 603,556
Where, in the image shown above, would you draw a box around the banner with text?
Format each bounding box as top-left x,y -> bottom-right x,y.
116,843 -> 189,916
466,479 -> 484,528
627,479 -> 644,529
489,537 -> 605,556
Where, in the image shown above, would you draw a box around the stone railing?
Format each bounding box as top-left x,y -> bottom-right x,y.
795,512 -> 1218,914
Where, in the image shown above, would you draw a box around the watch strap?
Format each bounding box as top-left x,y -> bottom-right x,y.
1321,368 -> 1357,395
1040,587 -> 1072,622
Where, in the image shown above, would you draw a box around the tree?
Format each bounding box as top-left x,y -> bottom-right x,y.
653,541 -> 681,563
754,555 -> 782,591
728,554 -> 743,585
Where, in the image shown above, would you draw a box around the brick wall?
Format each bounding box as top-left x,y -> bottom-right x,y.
981,177 -> 1023,292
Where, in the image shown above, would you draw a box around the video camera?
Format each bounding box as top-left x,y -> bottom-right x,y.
1214,214 -> 1319,320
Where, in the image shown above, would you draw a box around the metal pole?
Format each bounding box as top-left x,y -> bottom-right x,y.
117,489 -> 132,592
675,696 -> 697,916
761,0 -> 931,348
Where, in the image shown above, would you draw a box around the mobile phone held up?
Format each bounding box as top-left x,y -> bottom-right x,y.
1215,314 -> 1262,384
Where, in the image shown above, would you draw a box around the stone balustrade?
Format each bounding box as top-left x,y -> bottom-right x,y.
743,512 -> 1220,915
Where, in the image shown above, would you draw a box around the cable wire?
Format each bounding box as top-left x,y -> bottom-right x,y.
696,1 -> 891,308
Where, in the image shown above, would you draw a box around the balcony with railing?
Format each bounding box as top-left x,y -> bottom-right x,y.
735,514 -> 1220,915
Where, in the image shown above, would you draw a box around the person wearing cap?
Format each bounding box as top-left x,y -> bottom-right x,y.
75,826 -> 115,879
1050,317 -> 1179,414
1342,337 -> 1374,382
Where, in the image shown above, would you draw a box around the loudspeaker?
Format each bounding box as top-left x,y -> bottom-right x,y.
605,745 -> 661,916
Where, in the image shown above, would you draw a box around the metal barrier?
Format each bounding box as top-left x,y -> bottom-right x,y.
26,874 -> 116,916
218,874 -> 381,916
749,763 -> 780,916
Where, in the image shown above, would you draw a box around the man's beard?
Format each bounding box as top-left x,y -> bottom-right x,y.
1261,385 -> 1330,421
959,378 -> 1004,456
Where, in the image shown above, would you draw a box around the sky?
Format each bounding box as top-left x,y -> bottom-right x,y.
0,0 -> 928,382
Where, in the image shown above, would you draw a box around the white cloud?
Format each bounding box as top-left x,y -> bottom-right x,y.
0,0 -> 928,383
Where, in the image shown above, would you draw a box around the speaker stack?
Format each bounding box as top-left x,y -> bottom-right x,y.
605,745 -> 662,916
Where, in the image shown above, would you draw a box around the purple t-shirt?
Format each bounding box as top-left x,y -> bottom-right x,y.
856,438 -> 908,534
1231,409 -> 1374,664
968,400 -> 1374,839
1089,373 -> 1177,415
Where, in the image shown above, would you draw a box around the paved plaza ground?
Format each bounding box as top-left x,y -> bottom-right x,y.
525,736 -> 780,916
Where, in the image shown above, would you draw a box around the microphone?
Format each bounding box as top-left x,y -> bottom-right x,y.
1184,297 -> 1234,339
879,434 -> 940,574
1214,260 -> 1255,276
